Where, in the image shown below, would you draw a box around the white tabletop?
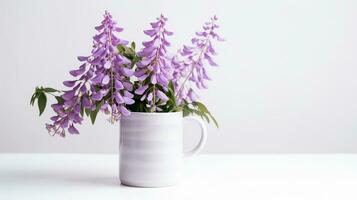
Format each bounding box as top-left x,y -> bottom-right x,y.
0,154 -> 356,200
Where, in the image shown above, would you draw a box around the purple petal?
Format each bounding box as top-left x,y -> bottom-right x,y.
62,90 -> 76,101
60,118 -> 69,128
74,104 -> 81,113
217,35 -> 225,41
82,96 -> 91,108
91,73 -> 104,84
93,32 -> 106,43
102,75 -> 110,85
90,104 -> 96,111
45,123 -> 54,132
159,14 -> 168,21
77,56 -> 88,61
204,53 -> 218,66
63,80 -> 76,87
201,68 -> 210,80
51,104 -> 63,112
80,85 -> 87,93
93,47 -> 106,57
164,30 -> 173,36
147,92 -> 153,101
156,90 -> 169,101
114,27 -> 123,32
115,92 -> 124,104
103,61 -> 111,69
195,31 -> 207,37
134,69 -> 147,77
64,98 -> 76,106
150,75 -> 157,84
115,79 -> 124,90
120,106 -> 130,116
137,74 -> 149,81
121,67 -> 134,76
135,85 -> 149,95
68,124 -> 79,134
72,114 -> 83,124
144,29 -> 157,37
187,89 -> 198,102
91,92 -> 103,101
162,38 -> 170,46
201,81 -> 208,89
140,94 -> 147,101
138,45 -> 157,57
123,91 -> 134,98
92,56 -> 103,65
101,103 -> 110,114
203,25 -> 210,30
70,64 -> 86,77
138,58 -> 152,66
123,97 -> 134,105
150,21 -> 160,28
157,74 -> 168,85
115,54 -> 131,65
181,45 -> 193,56
95,24 -> 103,31
50,116 -> 59,121
142,39 -> 156,47
153,65 -> 161,73
207,44 -> 217,55
122,82 -> 133,91
138,48 -> 156,58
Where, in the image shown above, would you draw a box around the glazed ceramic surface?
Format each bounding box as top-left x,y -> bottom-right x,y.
119,112 -> 207,187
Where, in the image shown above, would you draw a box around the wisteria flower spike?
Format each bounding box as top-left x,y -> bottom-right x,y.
134,14 -> 174,112
173,15 -> 224,104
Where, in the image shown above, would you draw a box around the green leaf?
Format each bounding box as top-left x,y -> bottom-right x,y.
85,108 -> 91,117
201,112 -> 210,123
131,42 -> 136,50
192,109 -> 203,118
37,93 -> 47,116
30,87 -> 42,106
30,92 -> 37,106
80,106 -> 84,117
90,110 -> 98,125
168,81 -> 175,92
55,96 -> 64,104
192,101 -> 219,128
193,101 -> 209,113
182,105 -> 192,117
117,45 -> 126,53
43,87 -> 59,93
183,110 -> 190,117
90,100 -> 104,124
208,113 -> 219,128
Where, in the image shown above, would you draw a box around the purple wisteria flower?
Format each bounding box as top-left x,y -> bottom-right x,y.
31,12 -> 223,137
173,16 -> 223,104
134,14 -> 173,111
46,11 -> 134,137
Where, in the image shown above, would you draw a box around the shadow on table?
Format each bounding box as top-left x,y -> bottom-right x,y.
0,169 -> 134,189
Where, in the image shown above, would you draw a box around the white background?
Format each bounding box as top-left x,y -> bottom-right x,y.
0,0 -> 356,153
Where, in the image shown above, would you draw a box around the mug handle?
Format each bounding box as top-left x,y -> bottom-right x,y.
183,116 -> 208,157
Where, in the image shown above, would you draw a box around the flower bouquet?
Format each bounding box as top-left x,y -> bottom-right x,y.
30,11 -> 223,187
30,11 -> 223,137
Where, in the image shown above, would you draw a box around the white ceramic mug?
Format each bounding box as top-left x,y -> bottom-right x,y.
119,111 -> 207,187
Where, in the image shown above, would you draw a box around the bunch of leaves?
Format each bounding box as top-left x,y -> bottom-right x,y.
117,42 -> 141,68
30,86 -> 63,116
181,101 -> 218,128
